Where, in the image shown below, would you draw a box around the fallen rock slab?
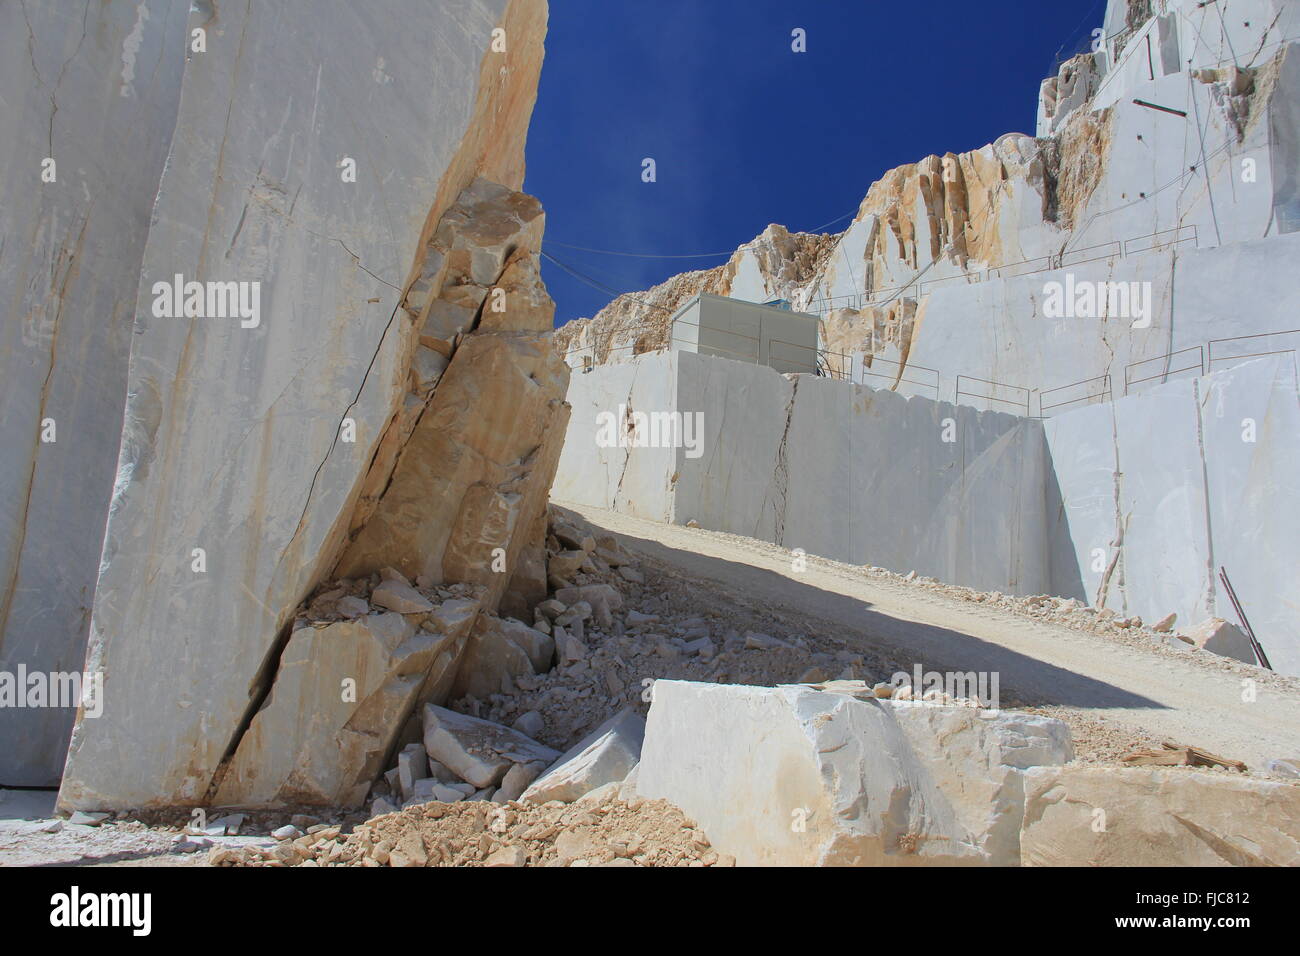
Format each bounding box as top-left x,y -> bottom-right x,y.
1020,766 -> 1300,866
636,680 -> 1071,866
522,708 -> 646,803
1179,617 -> 1258,665
371,580 -> 435,614
423,705 -> 560,789
214,599 -> 480,808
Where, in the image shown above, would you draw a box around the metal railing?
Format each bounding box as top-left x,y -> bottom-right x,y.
956,375 -> 1031,416
1123,224 -> 1198,256
858,356 -> 941,399
1058,240 -> 1122,268
1124,345 -> 1205,392
804,283 -> 914,315
1207,328 -> 1300,368
917,270 -> 982,296
1039,374 -> 1113,415
988,254 -> 1055,280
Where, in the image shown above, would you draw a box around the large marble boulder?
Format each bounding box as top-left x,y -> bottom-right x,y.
636,680 -> 1071,866
59,0 -> 551,812
522,707 -> 646,804
214,598 -> 480,808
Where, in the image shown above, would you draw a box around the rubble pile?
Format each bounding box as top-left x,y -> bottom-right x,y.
449,508 -> 914,750
214,789 -> 726,868
349,503 -> 969,819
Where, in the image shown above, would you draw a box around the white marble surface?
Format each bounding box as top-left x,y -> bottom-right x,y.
59,0 -> 531,810
0,0 -> 187,786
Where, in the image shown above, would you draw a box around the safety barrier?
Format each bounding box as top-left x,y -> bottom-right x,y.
916,271 -> 982,296
805,283 -> 915,315
1123,224 -> 1197,256
859,356 -> 941,400
956,375 -> 1031,416
1123,345 -> 1204,392
1058,240 -> 1121,268
1039,374 -> 1112,415
988,254 -> 1054,280
1207,328 -> 1300,368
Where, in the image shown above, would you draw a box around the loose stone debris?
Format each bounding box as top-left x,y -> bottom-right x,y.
215,790 -> 726,868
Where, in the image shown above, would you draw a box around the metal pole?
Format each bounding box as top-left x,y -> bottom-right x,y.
1218,567 -> 1272,670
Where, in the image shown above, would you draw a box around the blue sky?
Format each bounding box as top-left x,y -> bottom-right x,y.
524,0 -> 1106,324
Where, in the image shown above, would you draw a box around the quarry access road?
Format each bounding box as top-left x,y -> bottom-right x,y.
561,500 -> 1300,771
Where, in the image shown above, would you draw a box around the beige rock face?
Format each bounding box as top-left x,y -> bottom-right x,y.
209,171 -> 568,810
555,106 -> 1113,378
1020,766 -> 1300,866
403,179 -> 545,347
499,507 -> 550,621
337,328 -> 570,603
214,599 -> 480,808
819,298 -> 920,379
201,165 -> 566,812
449,614 -> 554,700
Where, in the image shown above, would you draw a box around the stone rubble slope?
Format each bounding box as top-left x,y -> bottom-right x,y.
556,500 -> 1300,771
213,787 -> 726,868
339,503 -> 1009,824
853,564 -> 1286,676
12,504 -> 1300,863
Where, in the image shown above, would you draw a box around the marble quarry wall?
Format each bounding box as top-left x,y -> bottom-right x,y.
899,232 -> 1300,412
0,0 -> 188,786
42,0 -> 566,810
554,352 -> 680,521
553,350 -> 1300,675
555,351 -> 1052,597
1045,355 -> 1300,676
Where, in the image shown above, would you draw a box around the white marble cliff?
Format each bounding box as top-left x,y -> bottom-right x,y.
20,0 -> 566,810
